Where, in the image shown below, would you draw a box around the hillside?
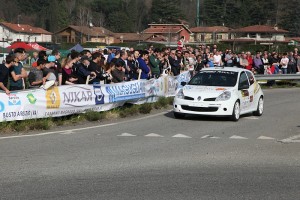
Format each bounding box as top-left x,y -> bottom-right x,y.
0,0 -> 299,36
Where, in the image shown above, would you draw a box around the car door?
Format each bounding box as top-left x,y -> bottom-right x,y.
238,71 -> 251,113
245,71 -> 256,111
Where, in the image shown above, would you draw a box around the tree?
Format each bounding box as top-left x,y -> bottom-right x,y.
150,0 -> 184,24
279,0 -> 300,36
108,11 -> 132,32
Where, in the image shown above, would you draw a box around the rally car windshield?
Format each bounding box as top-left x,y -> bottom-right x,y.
188,71 -> 238,87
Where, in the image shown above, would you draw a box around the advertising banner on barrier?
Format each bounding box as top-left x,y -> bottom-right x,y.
0,72 -> 191,122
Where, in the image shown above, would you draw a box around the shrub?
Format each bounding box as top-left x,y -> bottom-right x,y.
153,101 -> 162,109
14,121 -> 29,132
84,111 -> 105,121
158,97 -> 169,108
139,103 -> 152,114
36,119 -> 53,130
105,110 -> 120,119
167,97 -> 174,105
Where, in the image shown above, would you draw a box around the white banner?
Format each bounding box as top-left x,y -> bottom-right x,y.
0,72 -> 191,122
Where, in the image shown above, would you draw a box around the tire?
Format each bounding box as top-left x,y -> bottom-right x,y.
230,101 -> 240,121
253,96 -> 264,116
174,112 -> 185,119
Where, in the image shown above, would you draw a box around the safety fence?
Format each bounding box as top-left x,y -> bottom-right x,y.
255,74 -> 300,81
0,72 -> 191,122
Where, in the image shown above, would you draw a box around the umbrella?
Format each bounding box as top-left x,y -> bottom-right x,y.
69,43 -> 84,52
6,42 -> 35,51
27,42 -> 48,51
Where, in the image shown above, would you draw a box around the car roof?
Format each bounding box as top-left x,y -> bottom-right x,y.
201,67 -> 249,73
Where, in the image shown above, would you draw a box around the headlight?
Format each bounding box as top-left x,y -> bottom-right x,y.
176,89 -> 184,99
216,91 -> 231,101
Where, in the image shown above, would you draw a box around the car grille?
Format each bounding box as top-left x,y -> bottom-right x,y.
181,105 -> 219,112
184,96 -> 194,100
203,98 -> 216,101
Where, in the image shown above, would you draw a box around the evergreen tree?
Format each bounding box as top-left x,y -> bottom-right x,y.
279,0 -> 300,36
108,11 -> 132,32
150,0 -> 184,24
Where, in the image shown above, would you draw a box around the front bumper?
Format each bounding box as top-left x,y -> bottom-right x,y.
173,97 -> 234,116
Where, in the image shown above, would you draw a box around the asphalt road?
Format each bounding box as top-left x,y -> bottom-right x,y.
1,88 -> 300,200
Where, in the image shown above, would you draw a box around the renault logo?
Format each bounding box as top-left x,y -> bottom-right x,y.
197,96 -> 201,101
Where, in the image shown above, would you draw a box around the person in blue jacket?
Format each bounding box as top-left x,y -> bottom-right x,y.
137,50 -> 150,79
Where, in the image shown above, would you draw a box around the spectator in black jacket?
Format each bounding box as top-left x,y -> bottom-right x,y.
88,52 -> 107,83
0,55 -> 16,94
76,56 -> 96,84
168,50 -> 181,76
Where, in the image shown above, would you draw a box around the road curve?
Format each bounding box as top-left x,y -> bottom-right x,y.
0,88 -> 300,200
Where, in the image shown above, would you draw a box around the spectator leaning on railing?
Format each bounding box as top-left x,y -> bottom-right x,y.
9,48 -> 28,91
0,55 -> 16,95
2,44 -> 299,91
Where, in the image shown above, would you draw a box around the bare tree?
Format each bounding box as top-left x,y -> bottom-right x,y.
92,12 -> 106,27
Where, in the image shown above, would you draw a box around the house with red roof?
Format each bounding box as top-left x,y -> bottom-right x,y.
142,24 -> 193,45
222,25 -> 289,45
0,22 -> 52,43
190,26 -> 231,44
54,25 -> 115,44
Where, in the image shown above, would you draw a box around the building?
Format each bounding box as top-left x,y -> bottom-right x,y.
287,37 -> 300,46
113,33 -> 153,44
223,25 -> 289,45
54,25 -> 115,44
142,24 -> 193,45
0,22 -> 52,43
190,26 -> 231,44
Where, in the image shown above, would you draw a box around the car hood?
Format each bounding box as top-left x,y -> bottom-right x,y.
183,85 -> 233,98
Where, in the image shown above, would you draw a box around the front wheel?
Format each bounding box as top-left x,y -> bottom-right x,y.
230,101 -> 240,121
253,97 -> 264,116
174,112 -> 185,119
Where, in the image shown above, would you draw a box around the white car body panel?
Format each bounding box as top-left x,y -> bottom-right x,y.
173,67 -> 264,118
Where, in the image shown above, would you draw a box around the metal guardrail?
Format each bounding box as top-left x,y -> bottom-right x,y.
255,74 -> 300,81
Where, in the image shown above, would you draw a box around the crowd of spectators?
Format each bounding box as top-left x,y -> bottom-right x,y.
0,44 -> 300,94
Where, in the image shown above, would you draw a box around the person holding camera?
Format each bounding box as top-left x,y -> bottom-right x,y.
88,52 -> 109,83
111,62 -> 126,83
76,56 -> 96,84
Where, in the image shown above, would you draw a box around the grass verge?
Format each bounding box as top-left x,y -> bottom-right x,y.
0,97 -> 174,134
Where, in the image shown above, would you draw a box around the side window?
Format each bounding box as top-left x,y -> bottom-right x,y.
246,71 -> 255,85
239,72 -> 249,88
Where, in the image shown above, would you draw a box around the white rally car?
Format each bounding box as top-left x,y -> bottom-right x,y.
173,67 -> 264,121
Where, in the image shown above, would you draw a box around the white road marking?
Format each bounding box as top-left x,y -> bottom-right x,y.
210,136 -> 220,139
172,134 -> 191,138
145,133 -> 164,137
257,136 -> 275,140
0,110 -> 171,140
117,133 -> 136,137
59,130 -> 75,135
201,135 -> 220,139
279,134 -> 300,143
230,135 -> 248,139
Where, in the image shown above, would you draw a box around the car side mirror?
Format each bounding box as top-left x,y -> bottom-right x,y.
181,82 -> 187,86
